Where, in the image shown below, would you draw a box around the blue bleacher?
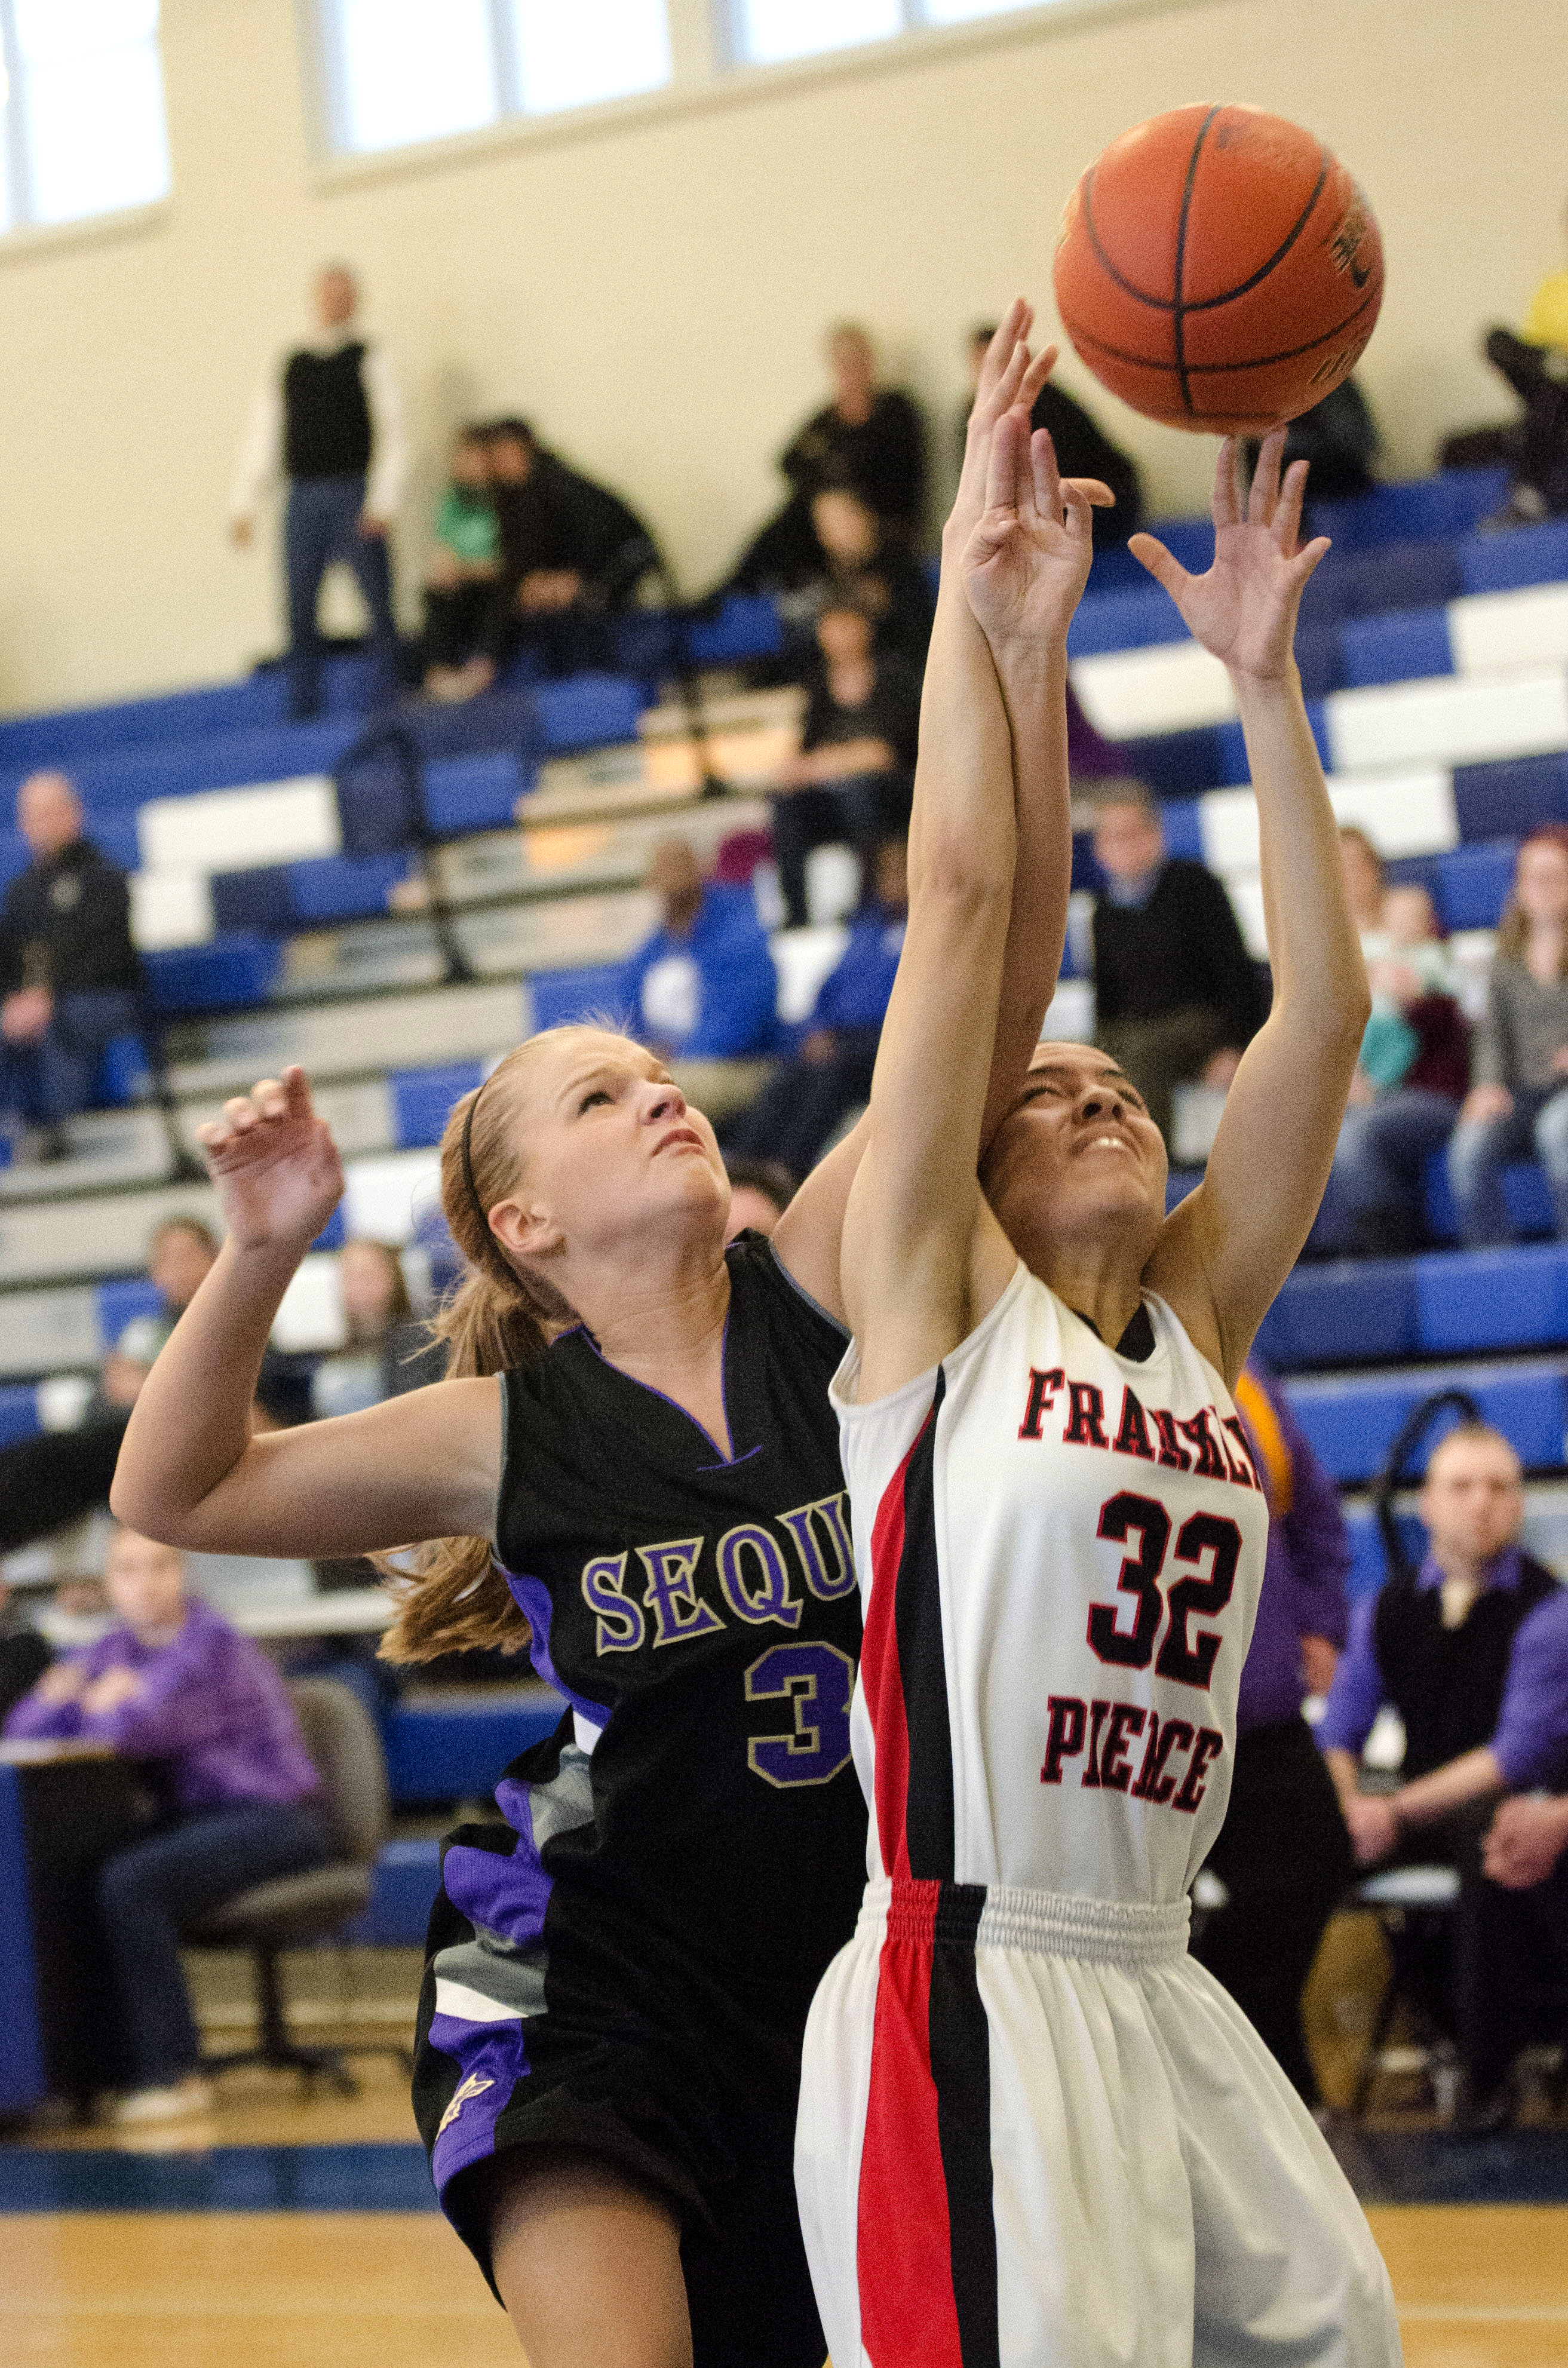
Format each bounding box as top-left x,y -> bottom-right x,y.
1338,606 -> 1453,690
1068,582 -> 1185,659
1259,1243 -> 1568,1371
390,1061 -> 484,1149
94,1277 -> 164,1351
531,673 -> 646,753
380,1690 -> 564,1802
1307,470 -> 1509,551
0,1384 -> 39,1448
424,749 -> 527,836
1457,516 -> 1568,596
1452,753 -> 1568,844
142,933 -> 282,1014
57,716 -> 362,818
527,962 -> 631,1032
1431,839 -> 1516,930
684,594 -> 783,668
1287,1358 -> 1568,1484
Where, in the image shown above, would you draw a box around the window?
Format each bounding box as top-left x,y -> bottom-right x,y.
319,0 -> 671,158
0,0 -> 170,234
726,0 -> 1050,67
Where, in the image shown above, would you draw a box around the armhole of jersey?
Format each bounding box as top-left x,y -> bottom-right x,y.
753,1233 -> 851,1342
490,1368 -> 511,1559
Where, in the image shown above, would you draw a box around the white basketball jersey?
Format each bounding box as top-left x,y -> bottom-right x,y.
830,1262 -> 1271,1907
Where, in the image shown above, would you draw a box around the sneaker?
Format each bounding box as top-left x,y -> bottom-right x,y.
112,2075 -> 215,2127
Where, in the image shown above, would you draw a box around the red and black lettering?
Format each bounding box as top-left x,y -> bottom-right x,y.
1130,1713 -> 1193,1804
1097,1701 -> 1147,1792
1018,1367 -> 1064,1442
1173,1726 -> 1225,1814
1087,1492 -> 1170,1668
1220,1416 -> 1262,1490
1150,1409 -> 1191,1471
1176,1408 -> 1228,1480
1153,1513 -> 1241,1689
1112,1387 -> 1157,1462
1064,1382 -> 1109,1449
1081,1697 -> 1111,1786
1041,1694 -> 1087,1784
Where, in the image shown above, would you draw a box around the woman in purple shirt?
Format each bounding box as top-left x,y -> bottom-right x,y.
4,1525 -> 327,2125
1189,1361 -> 1354,2105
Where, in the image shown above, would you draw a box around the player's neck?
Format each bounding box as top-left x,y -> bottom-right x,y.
1030,1246 -> 1147,1357
570,1242 -> 734,1425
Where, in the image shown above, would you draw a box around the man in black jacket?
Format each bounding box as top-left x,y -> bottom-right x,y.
0,772 -> 142,1160
453,419 -> 658,690
1088,781 -> 1263,1148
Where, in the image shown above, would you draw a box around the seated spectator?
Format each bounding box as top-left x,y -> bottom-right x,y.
724,834 -> 907,1174
0,771 -> 142,1162
1448,827 -> 1568,1244
1088,782 -> 1264,1148
769,602 -> 920,926
729,323 -> 928,593
421,425 -> 500,697
3,1526 -> 329,2125
1190,1362 -> 1352,2106
0,1576 -> 50,1721
1479,200 -> 1568,527
1312,836 -> 1469,1254
1246,378 -> 1382,505
449,419 -> 658,694
724,1157 -> 797,1241
1318,1422 -> 1568,2122
619,840 -> 781,1120
310,1239 -> 443,1418
962,323 -> 1143,550
768,486 -> 936,680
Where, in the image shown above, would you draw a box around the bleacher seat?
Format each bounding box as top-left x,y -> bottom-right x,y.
143,934 -> 282,1014
1457,518 -> 1568,597
685,595 -> 783,667
1423,1151 -> 1553,1244
94,1276 -> 164,1350
1287,1358 -> 1568,1483
390,1062 -> 484,1150
139,776 -> 341,875
1338,607 -> 1453,690
1259,1243 -> 1568,1372
1308,471 -> 1509,551
0,1383 -> 39,1448
1429,839 -> 1515,930
1067,583 -> 1185,659
342,1837 -> 443,1948
1325,670 -> 1568,775
381,1689 -> 564,1802
422,750 -> 526,837
532,674 -> 646,753
1452,752 -> 1568,843
1450,583 -> 1568,677
527,962 -> 629,1032
287,851 -> 410,924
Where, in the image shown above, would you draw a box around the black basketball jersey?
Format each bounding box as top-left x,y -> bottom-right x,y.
489,1230 -> 866,1990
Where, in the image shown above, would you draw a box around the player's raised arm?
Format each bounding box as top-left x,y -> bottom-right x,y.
842,401 -> 1098,1399
111,1066 -> 500,1556
1141,433 -> 1370,1383
773,304 -> 1110,1320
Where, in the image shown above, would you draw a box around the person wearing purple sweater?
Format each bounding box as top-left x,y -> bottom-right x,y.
1189,1361 -> 1354,2105
4,1526 -> 327,2125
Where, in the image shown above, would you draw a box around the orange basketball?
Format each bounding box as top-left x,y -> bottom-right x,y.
1052,104 -> 1383,434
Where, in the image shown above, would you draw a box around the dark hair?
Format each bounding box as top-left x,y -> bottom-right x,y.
484,416 -> 535,447
1090,778 -> 1159,821
725,1158 -> 798,1219
1497,826 -> 1568,977
379,1028 -> 619,1664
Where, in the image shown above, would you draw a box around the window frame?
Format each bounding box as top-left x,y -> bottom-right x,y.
304,0 -> 1147,185
0,0 -> 171,250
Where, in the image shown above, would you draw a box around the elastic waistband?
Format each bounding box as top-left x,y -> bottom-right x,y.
857,1876 -> 1190,1967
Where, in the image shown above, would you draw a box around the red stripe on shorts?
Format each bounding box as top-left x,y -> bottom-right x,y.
857,1879 -> 965,2368
861,1416 -> 929,1881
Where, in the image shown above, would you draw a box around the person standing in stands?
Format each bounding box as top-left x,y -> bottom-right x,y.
1319,1421 -> 1568,2124
963,322 -> 1143,550
229,263 -> 407,720
618,839 -> 781,1122
1088,780 -> 1265,1149
1449,827 -> 1568,1243
1190,1361 -> 1353,2106
1480,197 -> 1568,528
769,599 -> 922,927
4,1525 -> 329,2127
0,771 -> 142,1162
728,324 -> 928,593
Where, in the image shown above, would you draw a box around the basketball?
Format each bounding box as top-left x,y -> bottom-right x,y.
1053,103 -> 1384,434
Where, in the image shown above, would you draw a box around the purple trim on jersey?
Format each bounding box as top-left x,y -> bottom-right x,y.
443,1824 -> 554,1949
428,2013 -> 529,2192
572,1296 -> 741,1467
499,1563 -> 610,1729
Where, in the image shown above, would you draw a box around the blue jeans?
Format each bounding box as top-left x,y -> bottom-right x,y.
0,986 -> 140,1127
1448,1084 -> 1568,1244
96,1799 -> 330,2085
284,474 -> 400,720
1331,1088 -> 1460,1252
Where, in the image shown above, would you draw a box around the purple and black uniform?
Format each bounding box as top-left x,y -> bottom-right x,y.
412,1231 -> 866,2367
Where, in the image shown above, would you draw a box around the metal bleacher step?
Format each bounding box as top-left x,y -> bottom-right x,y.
163,976 -> 531,1099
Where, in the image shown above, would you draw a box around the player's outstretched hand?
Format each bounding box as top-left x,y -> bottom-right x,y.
949,302 -> 1113,554
960,406 -> 1100,654
195,1065 -> 345,1254
1129,428 -> 1329,683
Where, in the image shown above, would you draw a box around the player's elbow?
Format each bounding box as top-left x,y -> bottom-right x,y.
912,828 -> 1013,919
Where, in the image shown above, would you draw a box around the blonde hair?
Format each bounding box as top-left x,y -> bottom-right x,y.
379,1026 -> 615,1664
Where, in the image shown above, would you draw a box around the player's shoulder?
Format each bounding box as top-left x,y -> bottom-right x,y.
729,1229 -> 848,1364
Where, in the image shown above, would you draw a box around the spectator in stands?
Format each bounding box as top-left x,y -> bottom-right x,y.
1315,835 -> 1470,1253
113,1215 -> 305,1428
1449,827 -> 1568,1244
723,1157 -> 796,1241
440,419 -> 658,694
1246,379 -> 1382,505
421,426 -> 501,698
0,771 -> 142,1162
4,1525 -> 329,2125
769,600 -> 920,927
728,324 -> 928,593
229,263 -> 406,720
1479,199 -> 1568,527
310,1240 -> 443,1418
1191,1363 -> 1352,2106
1318,1421 -> 1568,2121
785,486 -> 937,673
0,1576 -> 50,1721
725,834 -> 907,1174
619,840 -> 780,1119
1088,781 -> 1264,1148
962,324 -> 1143,550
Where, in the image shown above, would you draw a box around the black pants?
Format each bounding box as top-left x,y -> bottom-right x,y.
422,581 -> 493,671
1486,329 -> 1568,514
769,775 -> 912,928
1380,1799 -> 1568,2096
1192,1716 -> 1354,2105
